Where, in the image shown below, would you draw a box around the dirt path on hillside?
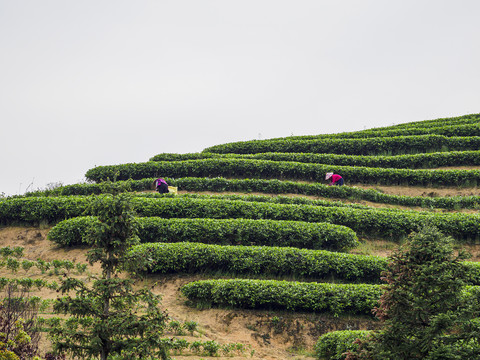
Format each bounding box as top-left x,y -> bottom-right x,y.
0,227 -> 382,359
354,184 -> 480,197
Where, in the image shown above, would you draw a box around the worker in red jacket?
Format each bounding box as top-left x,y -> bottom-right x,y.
325,172 -> 344,186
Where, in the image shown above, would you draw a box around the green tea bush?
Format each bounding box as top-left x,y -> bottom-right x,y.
20,177 -> 480,210
180,279 -> 383,315
272,119 -> 480,141
126,242 -> 383,283
84,158 -> 480,187
165,178 -> 480,209
150,150 -> 480,169
315,330 -> 371,360
0,196 -> 88,225
202,135 -> 480,155
5,196 -> 480,242
48,217 -> 358,251
129,197 -> 480,243
267,114 -> 480,141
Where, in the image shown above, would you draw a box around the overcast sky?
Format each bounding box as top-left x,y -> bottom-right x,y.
1,1 -> 479,196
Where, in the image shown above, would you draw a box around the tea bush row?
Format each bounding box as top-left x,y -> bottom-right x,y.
137,191 -> 370,209
379,113 -> 479,130
180,279 -> 383,316
22,177 -> 480,210
129,198 -> 480,242
181,279 -> 480,315
47,216 -> 359,251
0,196 -> 89,224
126,242 -> 385,283
85,158 -> 480,187
3,196 -> 480,242
126,242 -> 480,286
163,177 -> 480,209
20,182 -> 370,210
150,150 -> 480,169
272,119 -> 480,141
314,330 -> 371,360
202,134 -> 480,155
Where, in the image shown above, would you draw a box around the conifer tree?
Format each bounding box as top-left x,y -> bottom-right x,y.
48,188 -> 171,360
346,225 -> 480,360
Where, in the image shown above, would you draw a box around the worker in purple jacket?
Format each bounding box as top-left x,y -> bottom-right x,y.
325,172 -> 344,186
154,177 -> 169,193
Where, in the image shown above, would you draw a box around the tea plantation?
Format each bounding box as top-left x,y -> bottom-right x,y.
2,113 -> 480,359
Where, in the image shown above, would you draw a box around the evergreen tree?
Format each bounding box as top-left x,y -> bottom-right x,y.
48,190 -> 171,360
346,225 -> 480,360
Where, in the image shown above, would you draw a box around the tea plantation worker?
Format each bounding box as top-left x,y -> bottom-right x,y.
325,172 -> 344,186
154,177 -> 170,193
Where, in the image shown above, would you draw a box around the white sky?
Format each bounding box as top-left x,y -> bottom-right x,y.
1,1 -> 479,196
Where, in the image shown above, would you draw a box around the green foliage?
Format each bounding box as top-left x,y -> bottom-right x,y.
49,216 -> 359,251
84,157 -> 480,186
202,134 -> 480,156
126,242 -> 384,283
181,279 -> 383,315
48,192 -> 172,360
163,177 -> 480,209
346,226 -> 480,360
0,284 -> 44,360
0,246 -> 83,279
26,176 -> 480,210
150,149 -> 480,169
272,114 -> 480,140
128,197 -> 480,243
0,319 -> 39,360
17,175 -> 480,210
5,196 -> 480,242
315,330 -> 371,360
0,196 -> 89,225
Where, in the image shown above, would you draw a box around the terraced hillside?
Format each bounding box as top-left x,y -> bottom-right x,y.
1,113 -> 480,359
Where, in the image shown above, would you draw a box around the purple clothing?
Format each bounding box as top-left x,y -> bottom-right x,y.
155,178 -> 168,187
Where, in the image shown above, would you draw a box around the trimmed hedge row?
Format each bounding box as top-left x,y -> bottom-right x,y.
0,193 -> 365,226
85,158 -> 480,187
21,181 -> 371,210
22,177 -> 480,210
180,279 -> 382,315
272,121 -> 480,141
173,115 -> 477,145
126,242 -> 385,283
48,216 -> 359,251
162,177 -> 480,210
150,150 -> 480,169
138,192 -> 369,210
202,135 -> 480,155
126,242 -> 480,286
315,330 -> 371,360
22,179 -> 154,197
4,196 -> 480,242
129,198 -> 480,242
0,196 -> 89,225
378,113 -> 479,130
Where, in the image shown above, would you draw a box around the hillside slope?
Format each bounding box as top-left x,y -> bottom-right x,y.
1,113 -> 479,359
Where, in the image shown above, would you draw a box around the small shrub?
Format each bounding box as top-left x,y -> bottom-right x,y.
315,330 -> 370,360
